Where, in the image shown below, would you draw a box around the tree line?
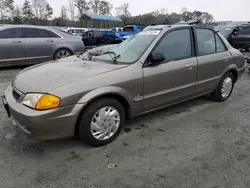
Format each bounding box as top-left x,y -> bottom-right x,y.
0,0 -> 214,27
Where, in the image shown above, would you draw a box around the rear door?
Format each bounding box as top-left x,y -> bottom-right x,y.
231,27 -> 250,49
194,28 -> 232,94
23,28 -> 53,63
82,31 -> 94,46
142,28 -> 198,112
0,27 -> 25,65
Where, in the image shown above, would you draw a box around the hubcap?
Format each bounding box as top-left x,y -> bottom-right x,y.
90,106 -> 120,140
221,77 -> 233,98
56,50 -> 71,59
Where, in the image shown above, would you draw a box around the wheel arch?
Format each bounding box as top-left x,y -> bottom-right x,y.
74,87 -> 134,135
77,87 -> 134,119
53,47 -> 73,60
218,65 -> 238,84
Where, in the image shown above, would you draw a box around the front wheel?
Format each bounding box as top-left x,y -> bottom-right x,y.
76,98 -> 125,146
211,72 -> 235,102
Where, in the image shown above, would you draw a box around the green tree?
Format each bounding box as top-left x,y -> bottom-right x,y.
116,3 -> 131,23
45,3 -> 53,20
89,0 -> 100,14
22,0 -> 33,23
4,0 -> 14,13
74,0 -> 89,16
68,0 -> 76,20
60,5 -> 67,20
12,5 -> 23,24
99,0 -> 112,15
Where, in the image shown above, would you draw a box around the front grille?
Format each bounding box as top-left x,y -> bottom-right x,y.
12,89 -> 21,101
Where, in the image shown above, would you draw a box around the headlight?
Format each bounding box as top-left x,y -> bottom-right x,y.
115,33 -> 120,37
22,93 -> 61,110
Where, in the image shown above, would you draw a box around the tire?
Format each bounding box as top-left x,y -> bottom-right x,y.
76,97 -> 125,147
54,49 -> 72,60
211,72 -> 235,102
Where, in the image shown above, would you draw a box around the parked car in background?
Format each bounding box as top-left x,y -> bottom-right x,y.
64,27 -> 88,36
143,24 -> 168,31
0,25 -> 85,67
111,27 -> 123,32
215,24 -> 250,51
2,24 -> 245,146
117,24 -> 146,40
82,29 -> 123,47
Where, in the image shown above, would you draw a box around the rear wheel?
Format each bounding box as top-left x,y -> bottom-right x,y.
54,49 -> 72,60
76,97 -> 125,146
211,72 -> 235,102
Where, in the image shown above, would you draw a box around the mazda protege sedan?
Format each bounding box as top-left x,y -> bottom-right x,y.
2,24 -> 245,146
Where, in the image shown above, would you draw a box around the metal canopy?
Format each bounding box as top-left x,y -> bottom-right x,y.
80,14 -> 122,22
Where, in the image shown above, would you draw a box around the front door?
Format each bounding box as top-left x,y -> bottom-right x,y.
142,28 -> 197,112
23,28 -> 53,63
0,27 -> 26,66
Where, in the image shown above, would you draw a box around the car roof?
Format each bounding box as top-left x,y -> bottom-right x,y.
0,24 -> 76,38
145,24 -> 192,30
2,24 -> 51,29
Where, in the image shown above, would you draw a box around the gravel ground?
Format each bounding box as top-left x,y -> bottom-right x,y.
0,67 -> 250,188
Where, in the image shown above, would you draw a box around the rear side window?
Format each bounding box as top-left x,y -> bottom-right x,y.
153,29 -> 192,61
196,29 -> 216,56
46,30 -> 60,38
0,28 -> 22,39
215,34 -> 226,52
24,28 -> 51,38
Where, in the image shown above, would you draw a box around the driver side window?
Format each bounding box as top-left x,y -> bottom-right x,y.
153,29 -> 192,62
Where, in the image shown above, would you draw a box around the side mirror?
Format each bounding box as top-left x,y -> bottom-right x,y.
150,52 -> 165,65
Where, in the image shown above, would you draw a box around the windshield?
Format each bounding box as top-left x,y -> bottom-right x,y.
92,29 -> 161,64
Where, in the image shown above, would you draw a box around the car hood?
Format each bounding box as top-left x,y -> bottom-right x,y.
13,56 -> 128,93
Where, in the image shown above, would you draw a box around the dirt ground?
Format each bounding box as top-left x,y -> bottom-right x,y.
0,67 -> 250,188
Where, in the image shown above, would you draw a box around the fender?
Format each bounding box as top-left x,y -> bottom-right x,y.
77,86 -> 135,108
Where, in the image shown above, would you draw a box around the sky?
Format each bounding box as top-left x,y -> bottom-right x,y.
15,0 -> 250,21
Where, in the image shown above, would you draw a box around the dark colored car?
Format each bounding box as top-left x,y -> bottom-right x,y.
82,30 -> 122,47
215,24 -> 250,51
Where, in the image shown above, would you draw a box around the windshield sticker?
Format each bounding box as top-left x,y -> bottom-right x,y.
139,30 -> 161,35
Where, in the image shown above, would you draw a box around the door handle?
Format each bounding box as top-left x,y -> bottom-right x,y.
46,40 -> 54,43
185,63 -> 195,70
13,41 -> 22,43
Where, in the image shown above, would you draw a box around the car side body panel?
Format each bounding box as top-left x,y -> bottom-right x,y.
50,62 -> 144,118
0,38 -> 26,66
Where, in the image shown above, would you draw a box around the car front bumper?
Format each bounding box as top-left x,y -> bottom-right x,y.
2,84 -> 85,140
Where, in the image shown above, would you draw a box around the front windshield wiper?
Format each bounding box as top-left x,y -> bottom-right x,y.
88,51 -> 121,64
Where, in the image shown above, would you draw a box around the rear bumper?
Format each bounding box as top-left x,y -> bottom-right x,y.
2,84 -> 85,140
